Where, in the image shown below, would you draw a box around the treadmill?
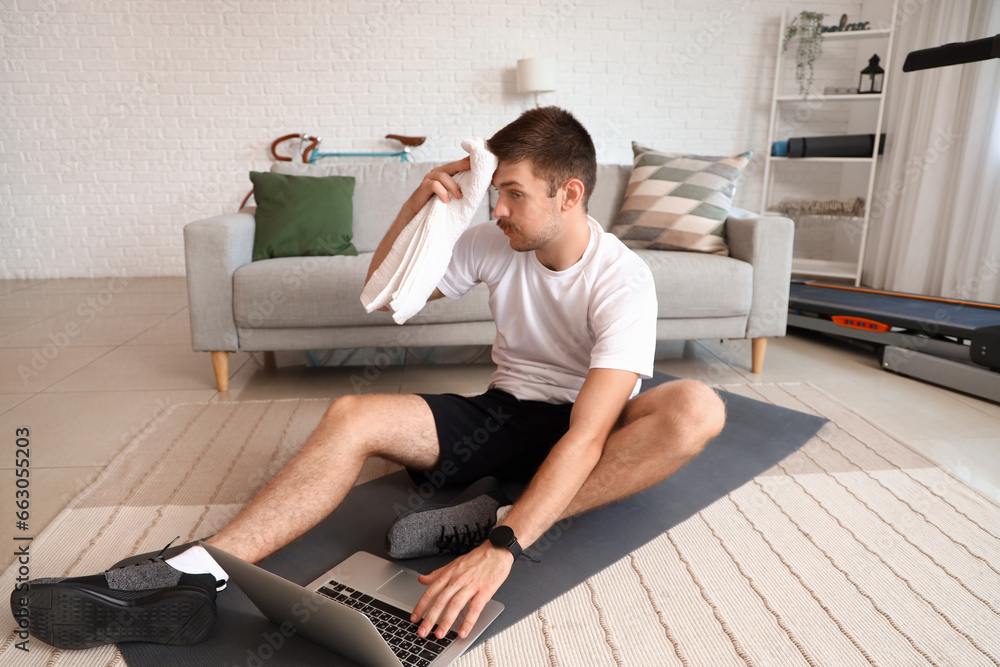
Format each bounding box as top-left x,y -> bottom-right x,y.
784,35 -> 1000,401
788,281 -> 1000,402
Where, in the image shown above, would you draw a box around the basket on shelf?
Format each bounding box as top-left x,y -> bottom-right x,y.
771,198 -> 866,263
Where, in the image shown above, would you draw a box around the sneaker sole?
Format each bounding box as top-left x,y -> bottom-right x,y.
12,582 -> 216,649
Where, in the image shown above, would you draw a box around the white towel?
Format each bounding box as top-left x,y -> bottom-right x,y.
360,137 -> 498,324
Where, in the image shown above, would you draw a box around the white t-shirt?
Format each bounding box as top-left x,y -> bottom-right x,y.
437,216 -> 657,404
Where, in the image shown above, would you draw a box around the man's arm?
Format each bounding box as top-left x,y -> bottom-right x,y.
489,367 -> 637,547
409,367 -> 639,640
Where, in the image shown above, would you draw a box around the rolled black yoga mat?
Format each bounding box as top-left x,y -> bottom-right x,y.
122,373 -> 827,666
787,133 -> 885,158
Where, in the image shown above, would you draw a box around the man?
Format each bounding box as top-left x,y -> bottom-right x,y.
12,107 -> 726,650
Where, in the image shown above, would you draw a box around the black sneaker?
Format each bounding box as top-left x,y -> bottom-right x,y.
386,477 -> 512,559
10,541 -> 218,650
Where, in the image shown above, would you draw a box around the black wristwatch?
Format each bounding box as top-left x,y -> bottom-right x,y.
489,525 -> 522,561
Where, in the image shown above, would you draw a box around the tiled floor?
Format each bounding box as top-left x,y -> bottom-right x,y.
1,277 -> 998,570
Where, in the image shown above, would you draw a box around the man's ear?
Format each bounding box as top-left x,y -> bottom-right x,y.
560,178 -> 586,211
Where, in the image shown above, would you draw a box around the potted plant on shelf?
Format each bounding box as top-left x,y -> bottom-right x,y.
783,11 -> 825,96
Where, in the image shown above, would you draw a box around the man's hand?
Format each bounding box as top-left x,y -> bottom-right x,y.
365,156 -> 472,289
410,156 -> 471,209
393,157 -> 472,234
410,542 -> 512,640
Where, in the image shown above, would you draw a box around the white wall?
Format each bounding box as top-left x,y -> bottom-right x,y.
1,0 -> 863,279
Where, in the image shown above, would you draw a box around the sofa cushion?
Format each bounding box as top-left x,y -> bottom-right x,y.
249,172 -> 358,261
271,161 -> 493,254
611,143 -> 751,256
635,250 -> 752,319
232,251 -> 751,328
588,164 -> 631,231
233,252 -> 493,329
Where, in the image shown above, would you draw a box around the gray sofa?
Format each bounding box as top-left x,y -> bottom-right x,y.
185,160 -> 793,391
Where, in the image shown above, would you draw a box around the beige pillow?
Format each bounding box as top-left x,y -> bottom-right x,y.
611,142 -> 751,256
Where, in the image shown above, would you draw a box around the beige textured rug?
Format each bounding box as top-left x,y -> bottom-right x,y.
2,382 -> 998,667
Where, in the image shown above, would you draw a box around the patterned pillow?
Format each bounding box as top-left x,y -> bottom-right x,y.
611,142 -> 752,256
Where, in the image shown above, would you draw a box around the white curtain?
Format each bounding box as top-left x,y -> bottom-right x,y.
863,0 -> 1000,302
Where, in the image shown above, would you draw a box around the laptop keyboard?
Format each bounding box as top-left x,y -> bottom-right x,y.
317,581 -> 457,667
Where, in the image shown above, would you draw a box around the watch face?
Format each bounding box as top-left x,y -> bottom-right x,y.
490,525 -> 515,548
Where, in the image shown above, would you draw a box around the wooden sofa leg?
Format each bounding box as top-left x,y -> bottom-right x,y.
751,338 -> 767,374
211,351 -> 229,392
263,351 -> 277,371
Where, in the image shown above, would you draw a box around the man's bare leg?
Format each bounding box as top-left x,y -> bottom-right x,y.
206,393 -> 441,564
562,379 -> 726,518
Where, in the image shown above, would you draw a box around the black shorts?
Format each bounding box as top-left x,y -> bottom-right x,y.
410,388 -> 573,488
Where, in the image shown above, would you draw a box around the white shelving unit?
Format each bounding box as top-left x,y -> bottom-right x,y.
761,4 -> 897,285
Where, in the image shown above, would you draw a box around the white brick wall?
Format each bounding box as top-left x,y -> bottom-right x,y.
1,0 -> 866,279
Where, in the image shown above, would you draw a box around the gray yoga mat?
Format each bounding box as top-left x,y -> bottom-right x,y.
122,373 -> 827,666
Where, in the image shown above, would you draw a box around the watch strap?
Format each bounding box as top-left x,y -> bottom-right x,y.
505,537 -> 522,561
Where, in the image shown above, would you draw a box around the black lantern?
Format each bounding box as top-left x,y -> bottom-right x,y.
859,54 -> 884,94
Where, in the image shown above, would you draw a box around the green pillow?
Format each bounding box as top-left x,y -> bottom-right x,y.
250,171 -> 358,261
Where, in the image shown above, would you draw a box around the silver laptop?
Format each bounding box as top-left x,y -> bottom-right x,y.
200,542 -> 504,667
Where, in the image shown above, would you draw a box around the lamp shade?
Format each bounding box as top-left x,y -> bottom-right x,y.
517,58 -> 557,94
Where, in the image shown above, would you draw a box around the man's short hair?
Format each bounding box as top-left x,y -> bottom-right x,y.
487,106 -> 597,211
